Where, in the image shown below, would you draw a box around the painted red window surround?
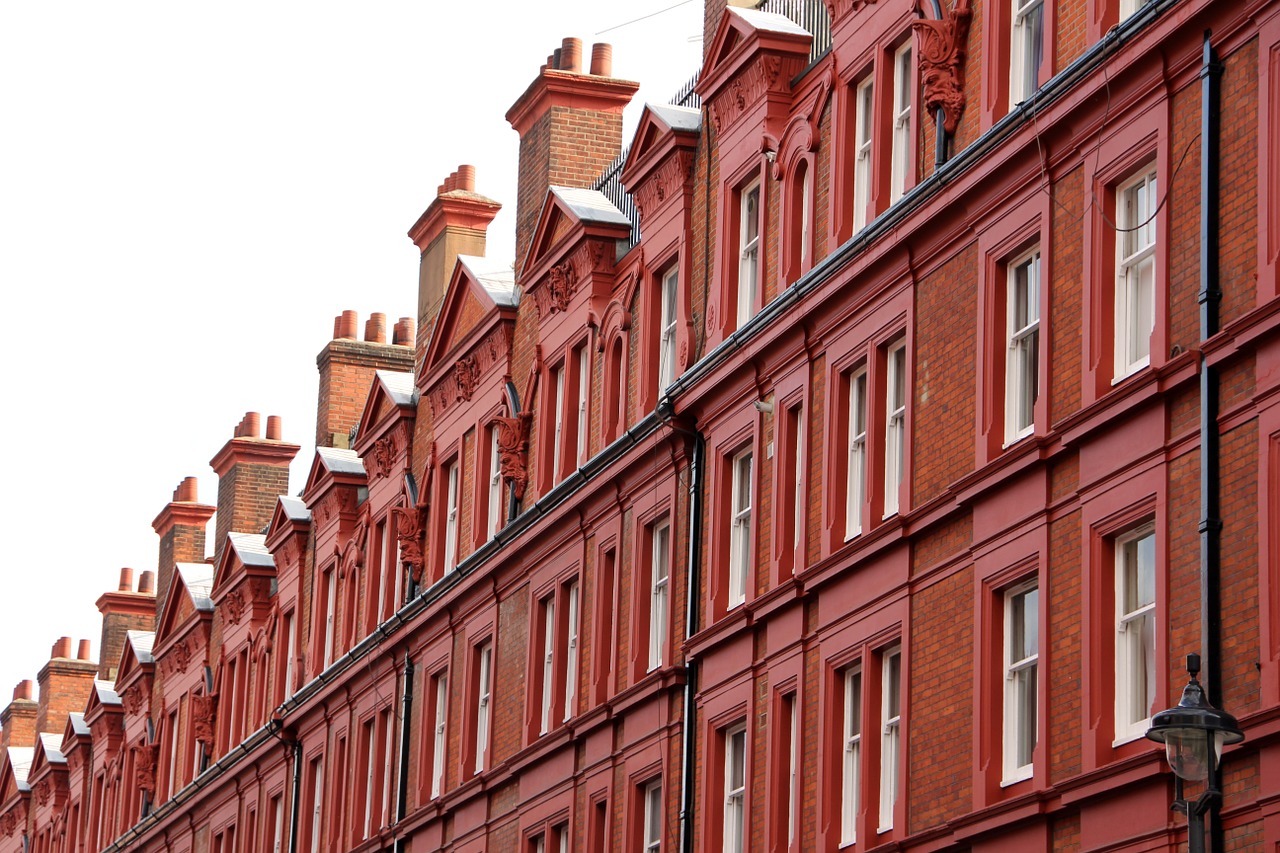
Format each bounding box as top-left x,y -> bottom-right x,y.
474,406 -> 505,550
971,524 -> 1048,807
416,636 -> 452,804
1260,13 -> 1280,302
1080,460 -> 1165,772
766,658 -> 803,852
975,191 -> 1050,465
1080,97 -> 1169,405
697,672 -> 751,853
771,363 -> 810,582
705,407 -> 760,622
430,440 -> 464,583
630,479 -> 677,682
822,295 -> 911,554
1260,411 -> 1280,706
626,752 -> 666,852
592,519 -> 621,705
539,331 -> 594,492
461,618 -> 496,781
601,328 -> 628,444
719,164 -> 768,340
983,0 -> 1057,129
817,623 -> 907,851
525,557 -> 581,742
638,241 -> 685,415
781,154 -> 817,289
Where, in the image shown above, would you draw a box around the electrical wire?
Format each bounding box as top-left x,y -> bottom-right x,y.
596,0 -> 697,36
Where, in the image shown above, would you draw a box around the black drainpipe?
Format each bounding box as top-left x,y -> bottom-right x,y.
286,738 -> 302,853
1198,29 -> 1224,853
393,651 -> 415,853
677,427 -> 705,853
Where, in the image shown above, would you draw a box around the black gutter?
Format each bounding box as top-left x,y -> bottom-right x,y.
393,651 -> 414,853
287,737 -> 302,853
676,428 -> 705,853
1198,29 -> 1224,853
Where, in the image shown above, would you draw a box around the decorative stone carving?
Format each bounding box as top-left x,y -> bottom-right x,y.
223,589 -> 246,626
548,260 -> 578,313
192,694 -> 216,745
913,0 -> 971,136
824,0 -> 877,24
134,742 -> 160,795
34,778 -> 50,807
0,811 -> 17,837
632,150 -> 696,226
710,56 -> 783,132
454,356 -> 481,401
366,432 -> 399,480
393,503 -> 428,586
492,413 -> 533,501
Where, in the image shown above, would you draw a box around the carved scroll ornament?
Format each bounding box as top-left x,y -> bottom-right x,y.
492,413 -> 533,501
393,504 -> 428,586
912,0 -> 972,136
134,742 -> 160,795
192,694 -> 216,745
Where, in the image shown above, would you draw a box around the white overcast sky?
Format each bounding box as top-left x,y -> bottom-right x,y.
0,2 -> 703,718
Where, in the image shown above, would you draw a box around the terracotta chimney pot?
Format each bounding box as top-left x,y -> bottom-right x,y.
138,570 -> 156,595
14,681 -> 32,702
591,43 -> 613,76
561,38 -> 582,73
52,637 -> 72,659
458,164 -> 475,192
339,310 -> 359,340
266,415 -> 282,441
118,568 -> 133,592
77,640 -> 91,661
177,476 -> 198,502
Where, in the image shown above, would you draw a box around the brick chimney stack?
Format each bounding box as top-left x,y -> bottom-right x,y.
35,637 -> 97,736
315,311 -> 416,449
96,567 -> 157,680
506,38 -> 639,273
0,681 -> 37,751
209,413 -> 300,567
406,165 -> 502,368
151,477 -> 215,625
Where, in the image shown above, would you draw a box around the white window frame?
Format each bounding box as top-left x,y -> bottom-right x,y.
1002,581 -> 1039,784
737,180 -> 761,328
791,405 -> 805,556
1006,248 -> 1041,444
841,667 -> 863,846
475,642 -> 492,773
853,74 -> 874,232
728,449 -> 754,608
1120,0 -> 1153,19
846,366 -> 868,539
878,646 -> 901,833
309,759 -> 324,853
576,345 -> 591,465
799,163 -> 813,270
271,795 -> 284,853
1114,166 -> 1157,380
659,265 -> 679,390
323,569 -> 337,668
363,718 -> 376,837
540,594 -> 557,734
650,521 -> 671,671
381,707 -> 395,827
890,42 -> 912,204
283,612 -> 297,700
883,342 -> 906,519
553,362 -> 567,481
1010,0 -> 1044,106
488,427 -> 503,538
431,673 -> 448,798
1115,524 -> 1156,743
723,724 -> 747,853
443,459 -> 460,572
643,779 -> 663,852
564,580 -> 579,722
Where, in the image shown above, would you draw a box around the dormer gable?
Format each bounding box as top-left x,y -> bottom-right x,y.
113,630 -> 155,719
420,256 -> 519,426
213,533 -> 275,632
81,680 -> 123,753
26,733 -> 67,814
697,8 -> 812,144
0,746 -> 33,801
265,495 -> 311,566
302,447 -> 367,546
620,103 -> 701,229
521,187 -> 630,338
353,371 -> 418,485
155,565 -> 213,647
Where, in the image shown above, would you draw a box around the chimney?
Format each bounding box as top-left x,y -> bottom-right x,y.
96,567 -> 157,679
506,39 -> 639,272
151,477 -> 215,621
406,166 -> 501,368
316,312 -> 416,449
210,413 -> 300,567
0,681 -> 37,751
35,638 -> 97,736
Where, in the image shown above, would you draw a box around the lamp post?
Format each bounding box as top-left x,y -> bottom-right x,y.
1145,653 -> 1244,853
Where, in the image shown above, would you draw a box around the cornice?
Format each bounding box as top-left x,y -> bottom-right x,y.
505,69 -> 639,136
209,438 -> 300,477
150,500 -> 216,537
407,192 -> 502,253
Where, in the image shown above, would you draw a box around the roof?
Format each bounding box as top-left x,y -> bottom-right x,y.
456,256 -> 518,307
227,532 -> 274,568
375,370 -> 418,406
68,712 -> 89,738
126,630 -> 155,664
278,495 -> 311,523
8,747 -> 33,790
175,563 -> 215,611
549,186 -> 632,227
316,446 -> 366,476
730,6 -> 811,36
647,102 -> 702,133
37,733 -> 65,765
94,680 -> 120,705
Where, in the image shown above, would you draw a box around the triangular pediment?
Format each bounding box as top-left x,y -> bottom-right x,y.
114,630 -> 154,696
697,8 -> 812,136
266,495 -> 311,551
301,447 -> 367,506
521,187 -> 631,282
353,371 -> 417,456
155,563 -> 212,645
423,256 -> 518,379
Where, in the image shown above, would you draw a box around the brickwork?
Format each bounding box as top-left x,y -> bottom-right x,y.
1050,167 -> 1084,424
1056,0 -> 1088,71
1049,509 -> 1083,783
315,336 -> 414,449
1220,420 -> 1260,713
1169,83 -> 1202,354
913,242 -> 978,505
1220,39 -> 1260,324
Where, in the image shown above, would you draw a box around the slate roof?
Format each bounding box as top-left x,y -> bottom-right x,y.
456,255 -> 518,307
316,446 -> 366,476
278,495 -> 311,523
126,630 -> 155,664
647,102 -> 702,133
174,563 -> 215,611
37,733 -> 65,765
549,186 -> 632,227
375,370 -> 418,406
8,747 -> 33,791
227,532 -> 274,568
731,6 -> 811,36
94,680 -> 120,705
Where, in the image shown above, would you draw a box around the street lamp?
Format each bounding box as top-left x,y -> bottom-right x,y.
1145,653 -> 1244,853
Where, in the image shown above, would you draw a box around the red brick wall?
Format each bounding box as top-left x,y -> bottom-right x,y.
1050,168 -> 1084,424
315,338 -> 414,449
215,462 -> 291,559
1221,39 -> 1260,324
1049,510 -> 1082,783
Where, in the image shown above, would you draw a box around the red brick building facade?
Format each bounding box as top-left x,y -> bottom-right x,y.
3,0 -> 1280,850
